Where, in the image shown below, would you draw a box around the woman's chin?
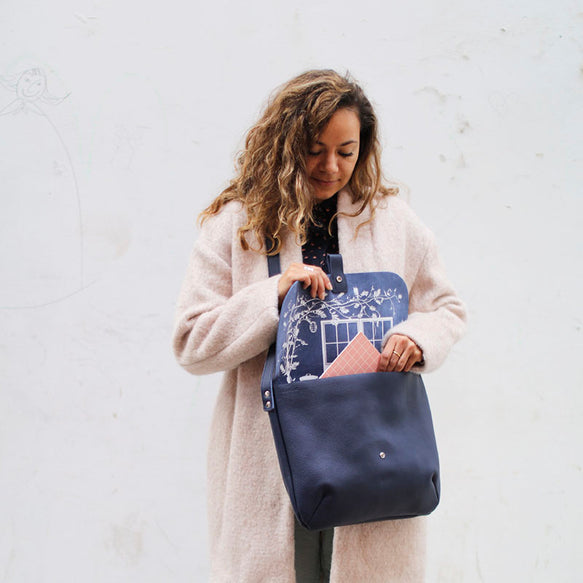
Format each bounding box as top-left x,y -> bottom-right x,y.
312,186 -> 339,201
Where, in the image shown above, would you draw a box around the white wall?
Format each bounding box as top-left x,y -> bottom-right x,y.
1,1 -> 581,581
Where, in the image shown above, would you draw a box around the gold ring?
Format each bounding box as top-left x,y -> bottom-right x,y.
392,350 -> 401,358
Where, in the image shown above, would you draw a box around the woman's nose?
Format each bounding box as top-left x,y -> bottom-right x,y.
320,153 -> 338,173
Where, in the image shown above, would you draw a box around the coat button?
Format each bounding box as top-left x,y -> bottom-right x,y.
379,452 -> 386,459
336,275 -> 343,283
265,401 -> 271,408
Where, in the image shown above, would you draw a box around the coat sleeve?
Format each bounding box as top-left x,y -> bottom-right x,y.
383,229 -> 467,374
172,209 -> 281,376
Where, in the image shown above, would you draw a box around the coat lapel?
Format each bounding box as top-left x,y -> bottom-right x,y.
279,226 -> 303,270
337,187 -> 378,273
277,187 -> 380,274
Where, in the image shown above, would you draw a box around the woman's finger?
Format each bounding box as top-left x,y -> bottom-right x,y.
390,346 -> 405,372
378,350 -> 389,372
402,352 -> 418,373
395,345 -> 415,373
394,338 -> 416,372
316,272 -> 331,299
278,262 -> 333,304
380,337 -> 397,371
379,339 -> 399,372
301,266 -> 330,299
302,265 -> 316,291
379,334 -> 422,372
303,271 -> 319,297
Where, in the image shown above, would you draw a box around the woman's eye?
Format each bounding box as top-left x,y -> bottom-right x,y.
308,150 -> 354,157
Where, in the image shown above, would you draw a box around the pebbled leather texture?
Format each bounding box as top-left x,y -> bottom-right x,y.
268,371 -> 440,530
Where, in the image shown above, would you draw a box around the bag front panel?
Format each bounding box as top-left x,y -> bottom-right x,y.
276,272 -> 409,383
271,372 -> 440,530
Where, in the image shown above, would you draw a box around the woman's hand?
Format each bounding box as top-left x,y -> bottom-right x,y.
378,334 -> 423,373
277,262 -> 333,307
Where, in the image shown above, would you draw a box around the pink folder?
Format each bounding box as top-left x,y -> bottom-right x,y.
320,332 -> 381,378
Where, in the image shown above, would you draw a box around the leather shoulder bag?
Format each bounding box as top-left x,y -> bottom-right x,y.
261,252 -> 441,531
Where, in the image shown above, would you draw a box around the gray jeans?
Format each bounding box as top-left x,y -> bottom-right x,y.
294,517 -> 334,583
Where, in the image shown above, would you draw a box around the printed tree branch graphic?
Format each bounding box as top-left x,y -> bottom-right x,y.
279,287 -> 403,382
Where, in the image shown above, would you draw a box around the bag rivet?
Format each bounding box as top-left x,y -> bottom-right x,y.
265,401 -> 271,408
379,452 -> 386,459
264,391 -> 270,398
336,275 -> 343,283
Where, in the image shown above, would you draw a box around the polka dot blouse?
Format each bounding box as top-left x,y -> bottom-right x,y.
302,194 -> 339,270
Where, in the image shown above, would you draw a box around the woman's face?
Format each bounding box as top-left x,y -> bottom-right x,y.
306,108 -> 361,201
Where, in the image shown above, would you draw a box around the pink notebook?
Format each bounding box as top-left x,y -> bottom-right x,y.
320,332 -> 381,378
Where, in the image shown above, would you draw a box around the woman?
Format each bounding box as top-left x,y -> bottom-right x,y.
173,70 -> 466,582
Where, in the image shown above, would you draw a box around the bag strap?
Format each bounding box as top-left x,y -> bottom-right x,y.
325,254 -> 348,293
261,243 -> 281,412
267,253 -> 281,278
261,345 -> 276,412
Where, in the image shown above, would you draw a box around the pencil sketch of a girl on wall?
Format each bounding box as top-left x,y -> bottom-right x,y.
0,67 -> 83,308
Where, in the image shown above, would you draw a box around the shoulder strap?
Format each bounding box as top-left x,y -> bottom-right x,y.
262,240 -> 280,412
265,238 -> 281,277
267,253 -> 281,278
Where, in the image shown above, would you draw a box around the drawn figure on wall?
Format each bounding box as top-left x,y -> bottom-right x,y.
0,67 -> 83,308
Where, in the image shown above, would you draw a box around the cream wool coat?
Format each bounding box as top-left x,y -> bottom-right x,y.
173,189 -> 466,582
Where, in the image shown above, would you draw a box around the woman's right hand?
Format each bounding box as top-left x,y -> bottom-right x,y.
277,262 -> 333,307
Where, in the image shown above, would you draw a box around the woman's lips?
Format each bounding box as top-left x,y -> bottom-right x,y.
313,177 -> 338,186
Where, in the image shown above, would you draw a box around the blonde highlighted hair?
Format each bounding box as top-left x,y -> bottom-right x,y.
199,69 -> 397,254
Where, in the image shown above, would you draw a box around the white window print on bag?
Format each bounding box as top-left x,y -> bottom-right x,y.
321,317 -> 394,369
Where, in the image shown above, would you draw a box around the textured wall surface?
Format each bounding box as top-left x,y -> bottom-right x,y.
1,0 -> 581,581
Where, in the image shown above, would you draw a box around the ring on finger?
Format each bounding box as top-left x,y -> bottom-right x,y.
392,350 -> 402,358
304,266 -> 315,272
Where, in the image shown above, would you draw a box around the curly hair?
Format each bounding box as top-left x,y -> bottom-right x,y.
199,69 -> 397,254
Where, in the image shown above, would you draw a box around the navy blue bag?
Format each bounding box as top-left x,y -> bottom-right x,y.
261,253 -> 440,530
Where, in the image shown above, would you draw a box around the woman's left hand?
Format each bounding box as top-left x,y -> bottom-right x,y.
378,334 -> 423,373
